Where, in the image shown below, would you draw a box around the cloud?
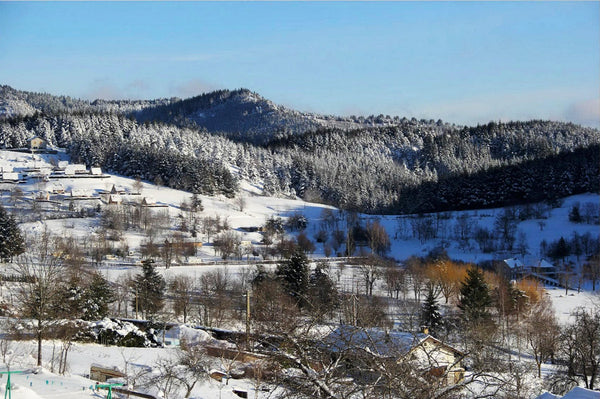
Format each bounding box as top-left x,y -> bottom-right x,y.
565,98 -> 600,128
82,79 -> 125,101
169,79 -> 220,99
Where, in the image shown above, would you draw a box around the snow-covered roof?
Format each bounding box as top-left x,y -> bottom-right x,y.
109,194 -> 123,203
536,259 -> 555,269
503,258 -> 524,269
561,387 -> 600,399
536,393 -> 561,399
90,167 -> 102,175
142,196 -> 156,205
323,325 -> 429,357
70,189 -> 93,197
2,172 -> 20,181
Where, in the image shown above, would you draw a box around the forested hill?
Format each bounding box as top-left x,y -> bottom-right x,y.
0,85 -> 599,214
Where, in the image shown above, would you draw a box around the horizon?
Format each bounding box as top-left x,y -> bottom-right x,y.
0,2 -> 598,128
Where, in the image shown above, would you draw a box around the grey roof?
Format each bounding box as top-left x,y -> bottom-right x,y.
323,325 -> 428,358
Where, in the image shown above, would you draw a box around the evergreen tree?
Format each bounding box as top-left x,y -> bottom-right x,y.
0,205 -> 25,262
131,260 -> 166,319
458,267 -> 492,324
420,287 -> 443,337
308,263 -> 338,317
569,204 -> 582,223
276,248 -> 309,306
83,272 -> 114,320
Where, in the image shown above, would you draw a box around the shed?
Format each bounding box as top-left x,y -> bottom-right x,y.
89,364 -> 127,383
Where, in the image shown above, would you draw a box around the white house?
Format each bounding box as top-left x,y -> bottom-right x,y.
323,326 -> 465,385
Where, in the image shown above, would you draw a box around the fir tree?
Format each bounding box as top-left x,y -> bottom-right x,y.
0,205 -> 25,262
420,287 -> 443,337
276,248 -> 309,306
83,272 -> 114,320
458,267 -> 492,324
131,260 -> 166,319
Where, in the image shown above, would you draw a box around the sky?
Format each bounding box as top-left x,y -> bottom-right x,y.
0,2 -> 598,127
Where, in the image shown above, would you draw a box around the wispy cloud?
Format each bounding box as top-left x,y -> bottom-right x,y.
565,98 -> 600,128
169,79 -> 221,99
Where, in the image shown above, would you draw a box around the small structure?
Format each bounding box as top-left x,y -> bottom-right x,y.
108,194 -> 123,205
51,182 -> 65,194
110,184 -> 128,194
1,172 -> 20,182
27,136 -> 48,150
70,188 -> 94,198
141,196 -> 156,206
91,167 -> 103,176
64,164 -> 88,175
90,364 -> 127,383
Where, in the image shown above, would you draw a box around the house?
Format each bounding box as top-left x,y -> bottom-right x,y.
110,184 -> 127,194
27,136 -> 48,150
502,257 -> 525,279
108,194 -> 123,205
141,196 -> 156,206
323,326 -> 465,385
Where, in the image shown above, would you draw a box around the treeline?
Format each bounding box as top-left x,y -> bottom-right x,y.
393,145 -> 600,214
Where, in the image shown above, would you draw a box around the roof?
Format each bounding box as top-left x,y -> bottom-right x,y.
537,387 -> 600,399
503,258 -> 524,269
323,325 -> 429,357
562,387 -> 600,399
536,259 -> 555,269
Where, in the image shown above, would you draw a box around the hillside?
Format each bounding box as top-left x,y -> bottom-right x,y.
0,85 -> 599,215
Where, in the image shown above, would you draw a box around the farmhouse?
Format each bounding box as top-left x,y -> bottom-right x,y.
323,326 -> 465,385
27,136 -> 48,150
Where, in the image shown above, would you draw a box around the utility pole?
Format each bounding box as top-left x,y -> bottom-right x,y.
135,287 -> 139,319
246,289 -> 251,351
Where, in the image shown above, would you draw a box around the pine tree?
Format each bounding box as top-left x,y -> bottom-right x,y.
0,205 -> 25,262
276,248 -> 309,306
420,287 -> 443,337
458,267 -> 492,324
131,260 -> 166,319
83,272 -> 114,320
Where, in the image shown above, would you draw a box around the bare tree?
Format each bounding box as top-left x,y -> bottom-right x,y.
14,230 -> 65,366
525,298 -> 560,378
169,275 -> 196,323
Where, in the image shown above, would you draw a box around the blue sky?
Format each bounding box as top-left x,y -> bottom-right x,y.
0,2 -> 598,127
